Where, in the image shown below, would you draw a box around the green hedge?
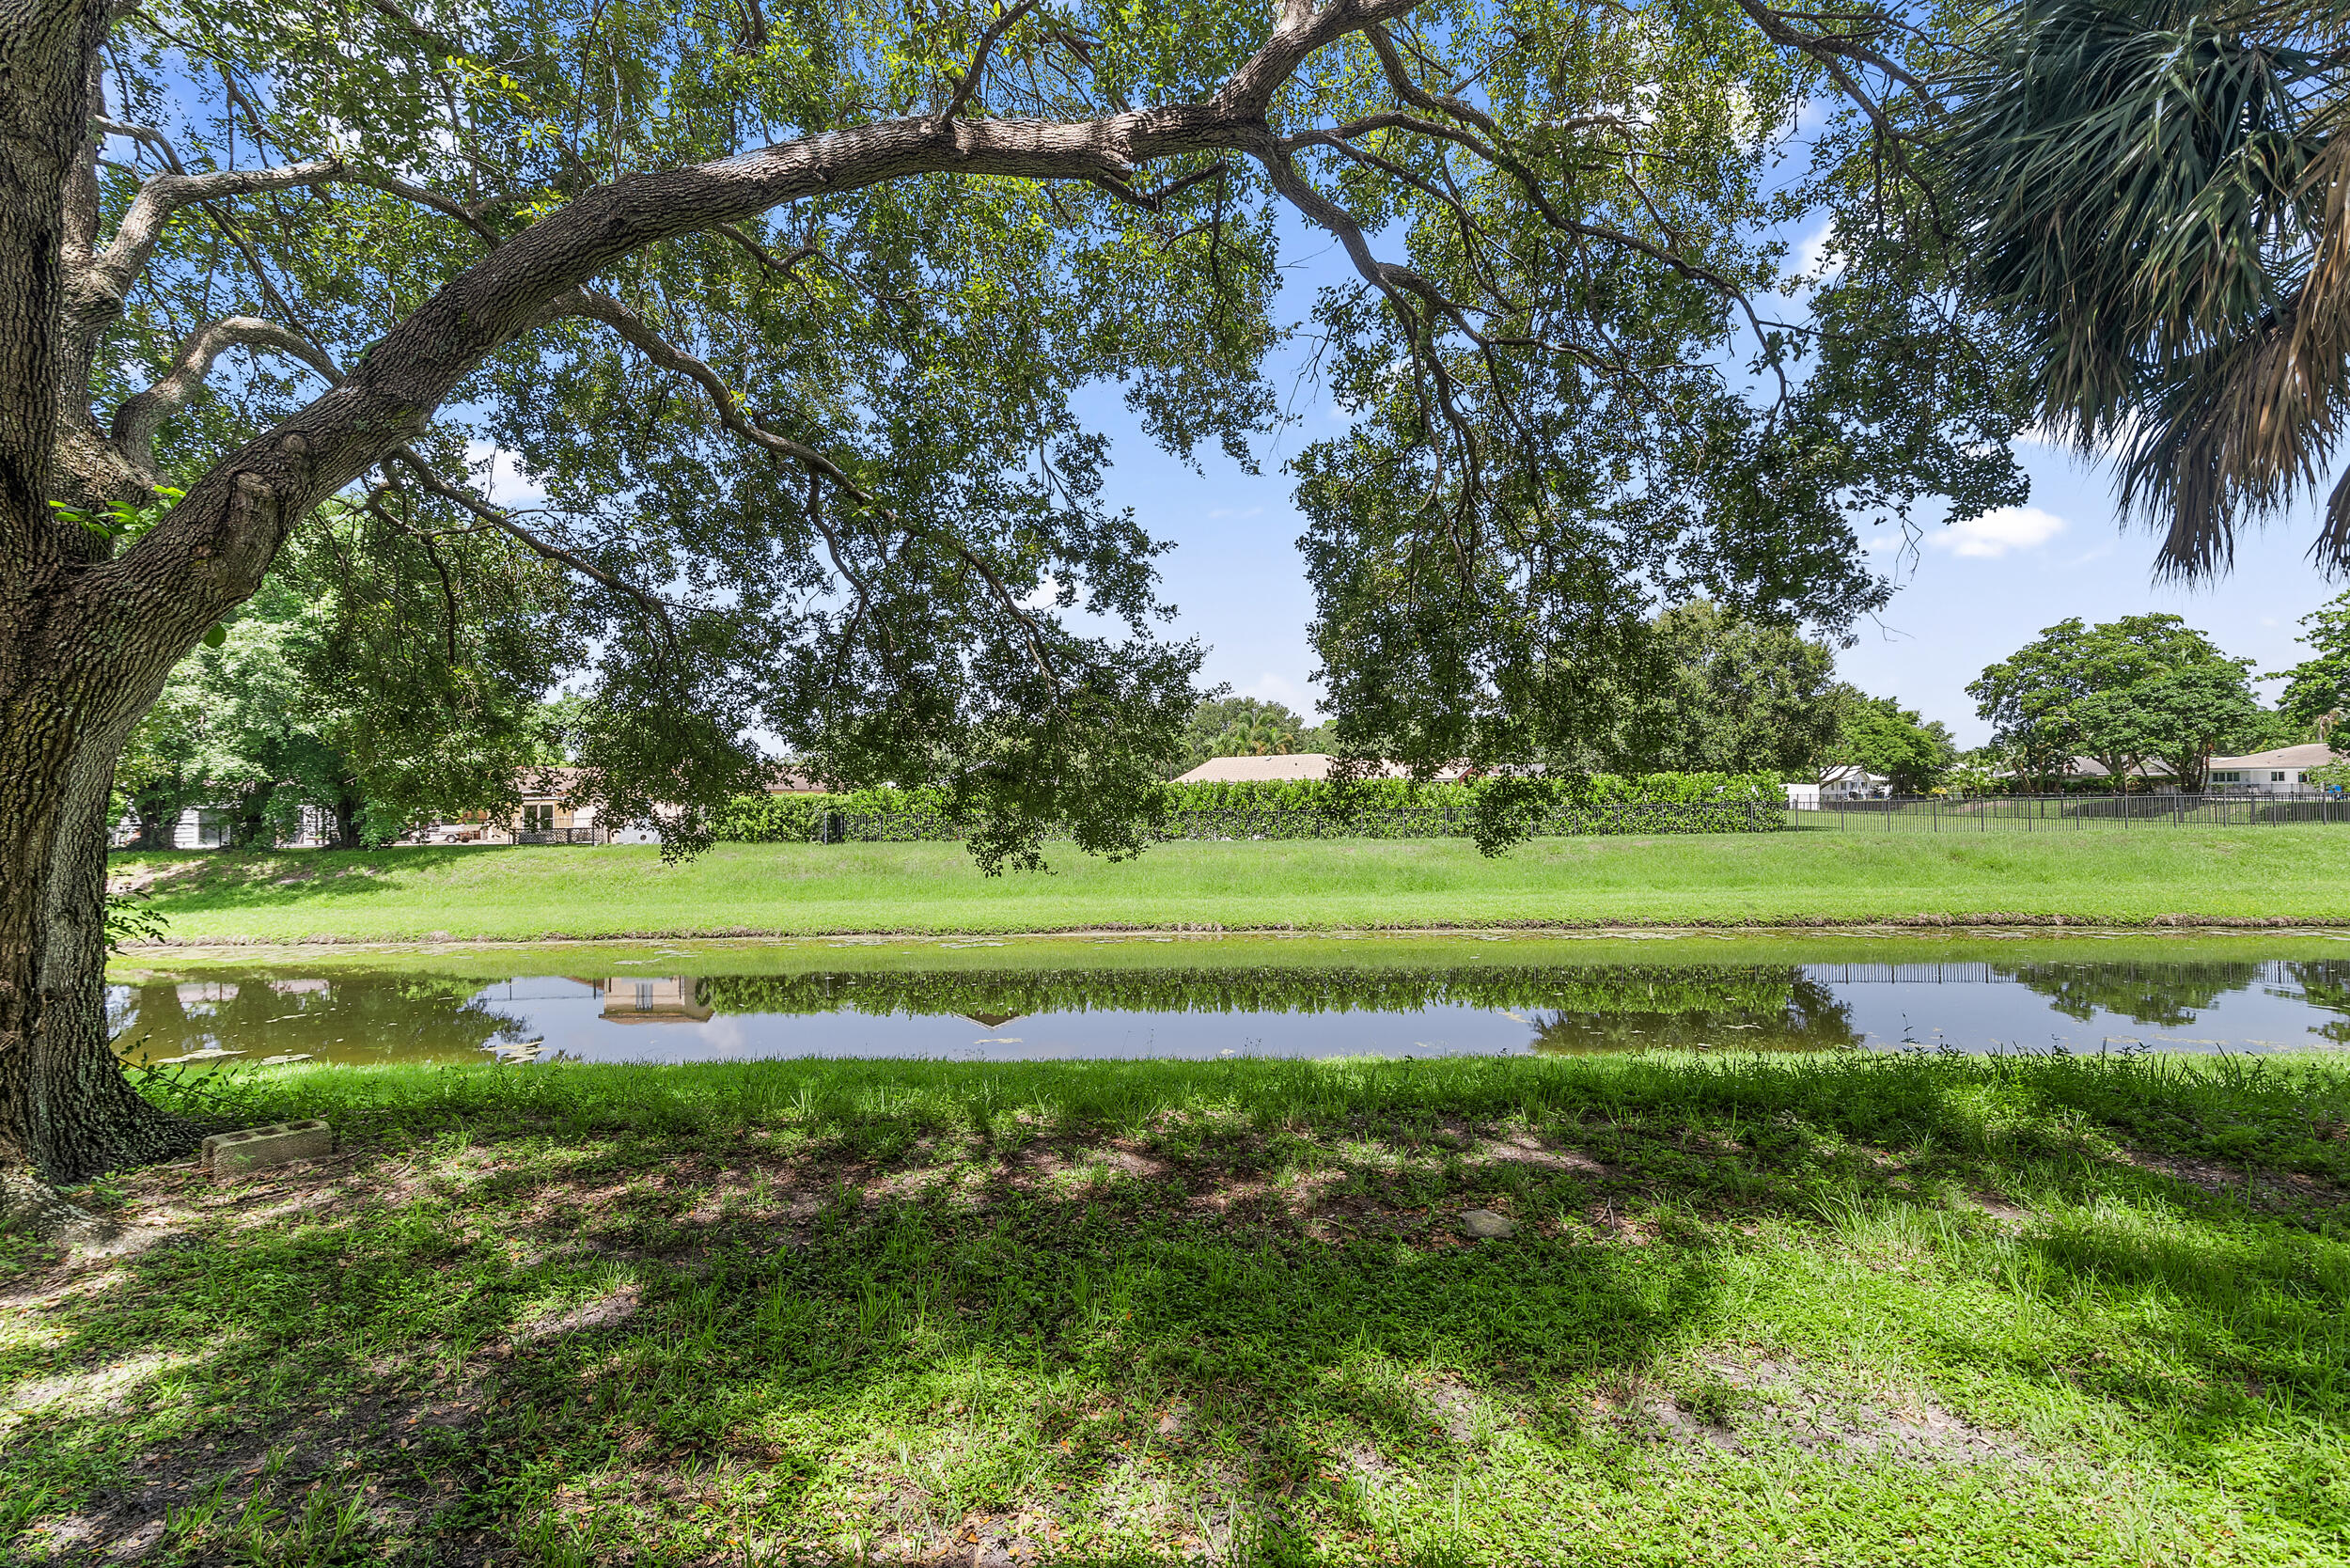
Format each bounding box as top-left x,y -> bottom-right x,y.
713,773 -> 1784,844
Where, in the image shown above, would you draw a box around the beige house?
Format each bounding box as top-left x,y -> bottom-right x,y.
599,976 -> 713,1023
1174,753 -> 1473,784
413,764 -> 824,846
1989,756 -> 2178,791
2205,744 -> 2343,793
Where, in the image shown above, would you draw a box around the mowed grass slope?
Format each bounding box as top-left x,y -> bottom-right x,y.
4,1051 -> 2345,1564
115,827 -> 2350,941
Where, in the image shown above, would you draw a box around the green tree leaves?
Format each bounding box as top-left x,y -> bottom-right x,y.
118,504 -> 573,847
1832,692 -> 1956,795
1968,614 -> 2267,790
81,0 -> 2037,868
1174,698 -> 1320,776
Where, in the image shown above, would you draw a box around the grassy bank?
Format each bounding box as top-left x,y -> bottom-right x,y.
4,1050 -> 2346,1564
113,828 -> 2350,943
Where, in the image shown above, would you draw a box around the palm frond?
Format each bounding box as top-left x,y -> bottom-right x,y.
1948,0 -> 2346,575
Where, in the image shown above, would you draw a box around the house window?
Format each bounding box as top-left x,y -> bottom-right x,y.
2272,772 -> 2287,783
523,803 -> 554,834
2212,772 -> 2238,783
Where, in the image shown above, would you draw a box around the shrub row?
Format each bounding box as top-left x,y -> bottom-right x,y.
711,773 -> 1785,844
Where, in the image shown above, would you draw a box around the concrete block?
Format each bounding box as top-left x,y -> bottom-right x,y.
1457,1208 -> 1518,1239
202,1119 -> 334,1176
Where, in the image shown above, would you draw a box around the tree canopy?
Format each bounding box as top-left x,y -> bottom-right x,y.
1607,602 -> 1846,777
117,539 -> 569,849
1831,691 -> 1956,794
2275,591 -> 2350,735
1968,615 -> 2268,789
1173,697 -> 1328,776
63,0 -> 2028,844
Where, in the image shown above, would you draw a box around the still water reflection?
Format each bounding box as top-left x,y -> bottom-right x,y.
108,950 -> 2350,1066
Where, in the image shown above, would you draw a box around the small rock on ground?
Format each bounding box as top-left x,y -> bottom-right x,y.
1458,1209 -> 1517,1239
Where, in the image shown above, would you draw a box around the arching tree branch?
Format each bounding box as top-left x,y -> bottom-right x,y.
109,316 -> 340,471
70,156 -> 342,328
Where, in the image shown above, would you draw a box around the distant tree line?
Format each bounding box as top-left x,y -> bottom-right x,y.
1176,591 -> 2350,797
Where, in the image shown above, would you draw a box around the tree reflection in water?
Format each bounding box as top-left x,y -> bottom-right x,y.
1527,976 -> 1857,1054
2278,962 -> 2350,1043
696,965 -> 1850,1046
1990,961 -> 2268,1027
110,973 -> 533,1064
102,955 -> 2350,1065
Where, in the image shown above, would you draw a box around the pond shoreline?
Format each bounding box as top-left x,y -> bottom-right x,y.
117,911 -> 2350,957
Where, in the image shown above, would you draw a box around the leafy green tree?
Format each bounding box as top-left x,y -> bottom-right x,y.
122,543 -> 567,845
0,0 -> 2023,1224
1945,750 -> 2004,797
1831,691 -> 1956,794
112,682 -> 207,850
2078,661 -> 2267,790
1970,615 -> 2263,790
1175,698 -> 1311,775
1969,627 -> 2084,792
1946,0 -> 2350,576
2274,592 -> 2350,737
1610,604 -> 1846,777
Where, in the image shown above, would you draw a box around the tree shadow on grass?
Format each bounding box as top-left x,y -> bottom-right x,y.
7,1051 -> 2350,1562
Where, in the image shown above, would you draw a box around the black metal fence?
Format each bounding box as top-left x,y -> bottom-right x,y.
1793,791 -> 2350,832
512,826 -> 605,845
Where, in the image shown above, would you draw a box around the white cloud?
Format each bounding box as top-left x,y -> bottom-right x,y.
1928,506 -> 2066,558
1792,220 -> 1841,287
465,441 -> 548,510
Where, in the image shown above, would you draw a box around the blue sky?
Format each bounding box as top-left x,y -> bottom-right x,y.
1081,243 -> 2344,751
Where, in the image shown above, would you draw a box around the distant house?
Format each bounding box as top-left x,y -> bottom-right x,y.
2205,744 -> 2343,793
2061,756 -> 2177,786
1818,764 -> 1888,802
1173,753 -> 1474,784
1990,756 -> 2177,791
599,976 -> 713,1023
112,803 -> 342,850
109,805 -> 233,850
410,763 -> 823,846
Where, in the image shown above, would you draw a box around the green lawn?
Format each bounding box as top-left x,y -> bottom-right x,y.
114,827 -> 2350,943
5,1050 -> 2345,1563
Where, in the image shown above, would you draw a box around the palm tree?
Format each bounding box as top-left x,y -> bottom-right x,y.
1946,0 -> 2350,575
1219,715 -> 1302,757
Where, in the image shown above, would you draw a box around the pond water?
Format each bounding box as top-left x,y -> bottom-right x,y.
106,933 -> 2350,1066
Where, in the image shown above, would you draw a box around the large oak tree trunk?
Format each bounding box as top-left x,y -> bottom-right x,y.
1,0 -> 200,1231
0,647 -> 204,1231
